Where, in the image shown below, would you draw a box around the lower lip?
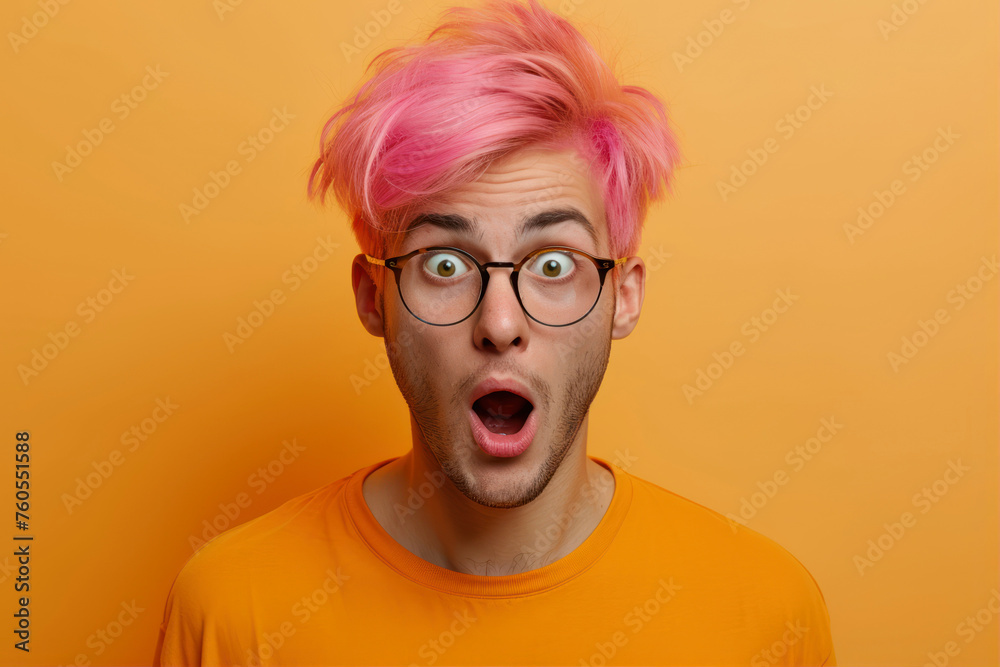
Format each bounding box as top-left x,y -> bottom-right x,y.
468,406 -> 538,458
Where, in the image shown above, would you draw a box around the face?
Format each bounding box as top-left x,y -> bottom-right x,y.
355,146 -> 643,509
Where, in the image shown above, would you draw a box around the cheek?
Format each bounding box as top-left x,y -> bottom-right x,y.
547,318 -> 608,371
398,329 -> 452,373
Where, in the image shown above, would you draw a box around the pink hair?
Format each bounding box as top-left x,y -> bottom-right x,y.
307,0 -> 682,292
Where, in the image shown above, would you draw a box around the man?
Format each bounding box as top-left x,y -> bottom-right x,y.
153,0 -> 837,664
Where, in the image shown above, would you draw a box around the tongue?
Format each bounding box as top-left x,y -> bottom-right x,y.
473,391 -> 531,434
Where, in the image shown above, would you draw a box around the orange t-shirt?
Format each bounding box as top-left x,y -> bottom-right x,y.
153,456 -> 836,666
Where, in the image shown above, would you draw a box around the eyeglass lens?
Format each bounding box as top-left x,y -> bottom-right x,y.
397,248 -> 601,326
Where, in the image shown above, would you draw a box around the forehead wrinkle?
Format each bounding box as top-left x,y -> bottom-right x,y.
441,177 -> 599,225
407,149 -> 607,253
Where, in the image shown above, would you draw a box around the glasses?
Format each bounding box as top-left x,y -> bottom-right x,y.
365,245 -> 628,327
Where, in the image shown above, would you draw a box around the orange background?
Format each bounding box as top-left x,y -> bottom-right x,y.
1,0 -> 997,664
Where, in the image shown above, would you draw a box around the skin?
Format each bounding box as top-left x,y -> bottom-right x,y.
351,146 -> 645,576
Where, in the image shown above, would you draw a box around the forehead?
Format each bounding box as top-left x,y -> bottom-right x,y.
399,146 -> 607,255
441,146 -> 601,211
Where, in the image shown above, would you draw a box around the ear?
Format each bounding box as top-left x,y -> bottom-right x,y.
610,256 -> 644,340
352,253 -> 386,338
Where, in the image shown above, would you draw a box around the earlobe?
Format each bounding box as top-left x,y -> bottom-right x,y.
352,254 -> 386,338
610,257 -> 645,340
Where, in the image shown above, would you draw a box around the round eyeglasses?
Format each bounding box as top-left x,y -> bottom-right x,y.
365,245 -> 628,327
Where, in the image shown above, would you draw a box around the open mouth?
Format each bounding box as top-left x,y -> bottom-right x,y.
471,391 -> 533,435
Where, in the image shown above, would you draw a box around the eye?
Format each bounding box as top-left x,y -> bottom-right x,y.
423,252 -> 470,279
528,251 -> 576,279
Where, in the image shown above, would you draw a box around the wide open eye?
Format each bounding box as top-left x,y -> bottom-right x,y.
527,250 -> 577,279
423,251 -> 470,279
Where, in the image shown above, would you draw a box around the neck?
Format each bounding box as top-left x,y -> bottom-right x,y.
362,414 -> 615,576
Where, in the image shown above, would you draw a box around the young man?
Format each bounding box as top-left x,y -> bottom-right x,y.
153,1 -> 836,664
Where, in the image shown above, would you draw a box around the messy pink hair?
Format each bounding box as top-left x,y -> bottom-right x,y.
307,0 -> 681,294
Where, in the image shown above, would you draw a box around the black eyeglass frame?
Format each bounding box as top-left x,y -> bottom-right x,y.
365,245 -> 628,327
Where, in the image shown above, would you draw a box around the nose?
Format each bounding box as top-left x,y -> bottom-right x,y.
472,265 -> 529,352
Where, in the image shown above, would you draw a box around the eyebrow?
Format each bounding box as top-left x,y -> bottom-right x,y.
402,207 -> 599,250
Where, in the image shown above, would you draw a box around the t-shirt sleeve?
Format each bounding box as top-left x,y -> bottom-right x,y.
152,568 -> 202,666
803,562 -> 837,665
152,551 -> 216,667
151,548 -> 248,667
778,546 -> 838,666
737,525 -> 838,666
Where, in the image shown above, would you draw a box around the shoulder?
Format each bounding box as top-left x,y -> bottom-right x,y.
153,471 -> 360,664
624,471 -> 835,652
627,471 -> 821,572
154,475 -> 354,663
180,475 -> 349,591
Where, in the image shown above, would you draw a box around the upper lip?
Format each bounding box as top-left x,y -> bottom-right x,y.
470,376 -> 536,409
